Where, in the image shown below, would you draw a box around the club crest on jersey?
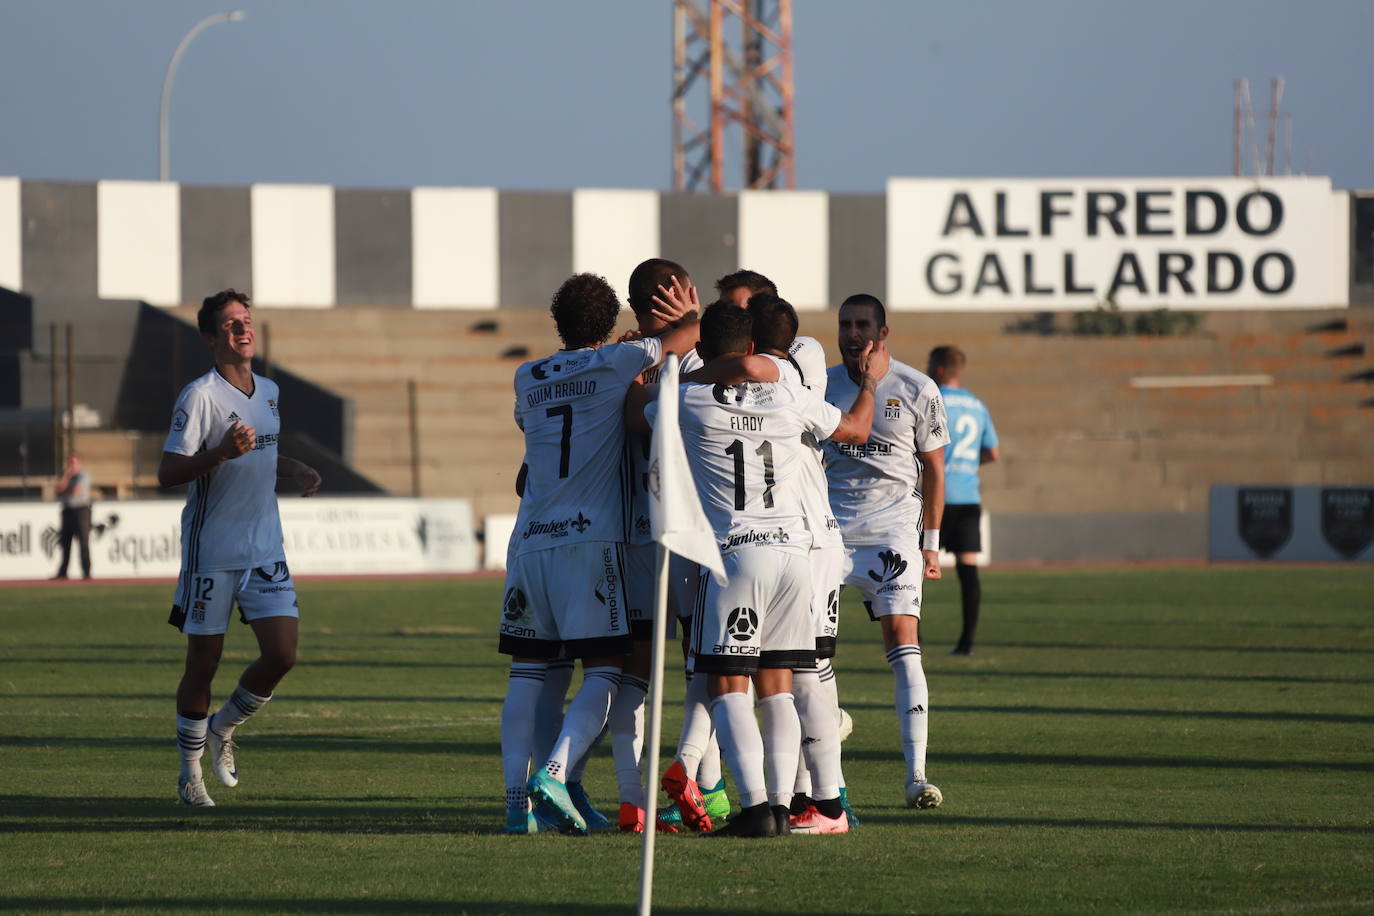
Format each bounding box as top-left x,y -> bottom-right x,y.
268,399 -> 279,417
884,398 -> 902,420
868,549 -> 908,583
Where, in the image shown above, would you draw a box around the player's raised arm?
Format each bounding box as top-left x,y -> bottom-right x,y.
827,341 -> 889,443
644,276 -> 702,363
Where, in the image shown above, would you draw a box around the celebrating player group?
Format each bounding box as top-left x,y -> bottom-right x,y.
498,260 -> 951,838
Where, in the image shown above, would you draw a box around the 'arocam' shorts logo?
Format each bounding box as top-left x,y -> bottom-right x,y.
867,549 -> 908,583
726,607 -> 758,641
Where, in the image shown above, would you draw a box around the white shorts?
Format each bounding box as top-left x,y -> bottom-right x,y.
810,545 -> 845,657
841,541 -> 925,619
169,561 -> 299,636
625,543 -> 701,640
691,547 -> 814,676
500,541 -> 632,659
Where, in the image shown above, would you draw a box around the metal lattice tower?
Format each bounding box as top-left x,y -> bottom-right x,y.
672,0 -> 795,193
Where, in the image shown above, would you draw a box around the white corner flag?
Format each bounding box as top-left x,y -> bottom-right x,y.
647,353 -> 726,584
637,353 -> 725,916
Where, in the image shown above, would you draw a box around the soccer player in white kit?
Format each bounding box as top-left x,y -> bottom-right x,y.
635,302 -> 885,837
823,293 -> 950,810
159,289 -> 322,807
500,273 -> 699,835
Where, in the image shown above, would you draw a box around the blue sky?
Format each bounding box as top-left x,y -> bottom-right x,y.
2,0 -> 1370,191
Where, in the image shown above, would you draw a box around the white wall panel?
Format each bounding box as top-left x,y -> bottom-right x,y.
572,188 -> 659,305
1330,191 -> 1351,306
250,184 -> 335,307
737,190 -> 829,310
0,177 -> 19,292
97,180 -> 180,305
411,187 -> 499,308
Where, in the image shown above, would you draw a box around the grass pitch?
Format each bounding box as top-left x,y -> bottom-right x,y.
1,566 -> 1372,915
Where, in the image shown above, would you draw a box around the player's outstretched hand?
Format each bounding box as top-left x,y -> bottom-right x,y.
218,420 -> 256,459
860,340 -> 890,380
294,463 -> 322,497
617,328 -> 645,343
921,548 -> 941,579
651,276 -> 699,326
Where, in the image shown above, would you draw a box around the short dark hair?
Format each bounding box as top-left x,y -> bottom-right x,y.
698,301 -> 754,360
550,273 -> 622,349
627,258 -> 690,315
746,293 -> 798,354
716,269 -> 777,298
928,345 -> 967,374
198,289 -> 251,336
840,293 -> 886,328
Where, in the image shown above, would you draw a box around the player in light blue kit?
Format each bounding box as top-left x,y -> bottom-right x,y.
927,346 -> 999,656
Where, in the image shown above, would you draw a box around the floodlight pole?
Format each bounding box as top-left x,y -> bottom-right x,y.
159,10 -> 246,181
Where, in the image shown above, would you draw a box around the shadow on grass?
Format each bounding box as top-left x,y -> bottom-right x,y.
846,666 -> 1371,686
839,749 -> 1374,773
2,657 -> 501,671
0,736 -> 499,756
837,702 -> 1374,725
855,811 -> 1374,835
0,901 -> 804,915
3,694 -> 502,705
961,641 -> 1370,655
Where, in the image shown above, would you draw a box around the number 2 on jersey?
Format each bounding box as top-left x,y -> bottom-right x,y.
546,405 -> 573,478
952,414 -> 980,462
725,438 -> 775,510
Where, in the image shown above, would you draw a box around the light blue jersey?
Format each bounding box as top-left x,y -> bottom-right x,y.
939,386 -> 997,506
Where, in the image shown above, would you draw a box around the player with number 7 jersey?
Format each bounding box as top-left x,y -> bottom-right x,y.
498,273 -> 700,836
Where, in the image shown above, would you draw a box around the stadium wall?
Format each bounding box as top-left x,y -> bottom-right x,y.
0,177 -> 1362,312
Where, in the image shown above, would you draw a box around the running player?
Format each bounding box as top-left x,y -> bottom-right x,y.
824,294 -> 950,810
160,289 -> 322,807
633,302 -> 885,837
927,346 -> 999,655
500,272 -> 698,835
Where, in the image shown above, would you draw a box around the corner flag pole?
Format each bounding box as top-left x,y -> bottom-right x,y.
636,539 -> 671,916
638,353 -> 726,916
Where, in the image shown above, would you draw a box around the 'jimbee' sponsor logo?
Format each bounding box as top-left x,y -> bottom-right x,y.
523,512 -> 594,540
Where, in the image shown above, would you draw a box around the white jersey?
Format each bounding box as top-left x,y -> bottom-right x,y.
785,335 -> 827,397
510,338 -> 662,558
647,378 -> 841,557
767,351 -> 843,550
629,348 -> 703,545
823,359 -> 950,545
164,369 -> 284,572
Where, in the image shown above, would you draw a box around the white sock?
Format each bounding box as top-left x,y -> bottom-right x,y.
610,673 -> 648,806
544,666 -> 620,783
698,731 -> 724,790
758,692 -> 801,810
568,723 -> 605,784
676,671 -> 713,780
176,714 -> 208,781
709,691 -> 766,808
532,659 -> 573,767
501,661 -> 546,808
208,683 -> 271,739
793,667 -> 841,800
817,659 -> 848,788
887,644 -> 930,784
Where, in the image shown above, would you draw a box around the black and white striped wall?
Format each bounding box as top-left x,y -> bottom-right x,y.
0,177 -> 884,311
